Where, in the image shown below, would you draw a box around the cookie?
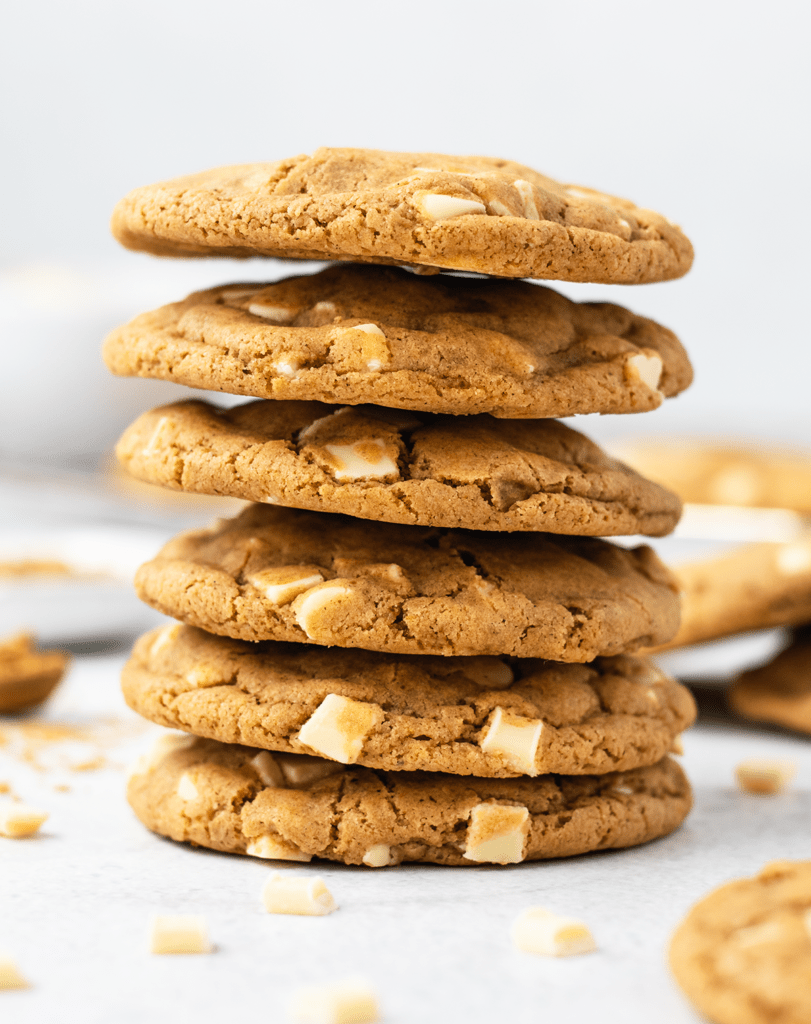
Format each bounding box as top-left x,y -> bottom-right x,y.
652,538 -> 811,651
123,624 -> 695,778
128,734 -> 692,867
111,148 -> 694,284
102,266 -> 692,419
615,439 -> 811,512
135,505 -> 680,660
117,399 -> 682,537
0,633 -> 69,714
670,860 -> 811,1024
729,629 -> 811,734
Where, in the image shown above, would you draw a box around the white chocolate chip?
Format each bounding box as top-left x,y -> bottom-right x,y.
670,734 -> 685,755
463,657 -> 515,689
149,915 -> 211,954
247,567 -> 325,606
289,978 -> 379,1024
298,693 -> 383,764
463,803 -> 529,864
416,192 -> 487,220
184,664 -> 225,688
776,540 -> 811,576
250,751 -> 286,788
219,286 -> 259,301
141,415 -> 175,458
735,759 -> 797,795
612,784 -> 634,795
175,773 -> 199,802
511,907 -> 596,957
276,754 -> 345,787
0,951 -> 28,989
323,440 -> 399,482
362,844 -> 392,868
248,302 -> 296,323
352,323 -> 385,338
0,800 -> 48,838
313,301 -> 337,317
294,584 -> 352,639
247,834 -> 312,862
625,351 -> 663,391
480,707 -> 543,776
149,623 -> 182,658
513,179 -> 540,220
273,358 -> 301,378
487,199 -> 514,217
262,872 -> 337,916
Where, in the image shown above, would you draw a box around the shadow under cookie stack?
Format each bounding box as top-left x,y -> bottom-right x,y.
107,148 -> 697,869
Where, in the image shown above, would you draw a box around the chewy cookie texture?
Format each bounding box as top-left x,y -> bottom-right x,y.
111,148 -> 694,283
123,624 -> 695,778
128,735 -> 692,867
117,399 -> 683,536
134,505 -> 680,660
103,265 -> 692,419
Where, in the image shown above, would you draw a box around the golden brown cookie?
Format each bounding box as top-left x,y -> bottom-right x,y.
116,399 -> 682,537
128,734 -> 692,867
102,266 -> 692,418
135,505 -> 680,661
670,860 -> 811,1024
0,633 -> 69,714
729,629 -> 811,733
111,148 -> 694,284
652,538 -> 811,651
123,624 -> 695,777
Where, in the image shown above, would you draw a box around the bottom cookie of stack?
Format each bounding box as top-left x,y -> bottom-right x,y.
128,734 -> 692,868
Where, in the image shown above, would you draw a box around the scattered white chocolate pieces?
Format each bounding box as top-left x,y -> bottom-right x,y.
288,978 -> 379,1024
262,873 -> 337,917
735,758 -> 797,795
149,914 -> 212,954
0,951 -> 28,990
0,800 -> 48,838
511,907 -> 596,957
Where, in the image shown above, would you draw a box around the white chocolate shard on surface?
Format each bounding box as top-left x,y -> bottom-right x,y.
480,707 -> 543,775
463,803 -> 529,864
247,566 -> 325,605
362,844 -> 392,868
294,584 -> 352,639
298,693 -> 383,764
513,179 -> 540,219
416,192 -> 487,220
175,773 -> 199,802
463,657 -> 515,689
247,834 -> 312,862
511,907 -> 596,957
323,440 -> 399,481
248,302 -> 296,323
289,978 -> 379,1024
625,352 -> 663,391
149,915 -> 211,954
735,758 -> 797,794
0,800 -> 48,838
276,753 -> 346,787
262,872 -> 337,916
0,952 -> 28,989
776,539 -> 811,576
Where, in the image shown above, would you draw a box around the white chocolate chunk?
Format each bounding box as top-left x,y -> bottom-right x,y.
298,693 -> 383,764
513,179 -> 540,220
149,623 -> 182,657
247,834 -> 312,862
220,286 -> 260,301
625,352 -> 663,391
362,844 -> 392,868
0,952 -> 28,989
262,872 -> 337,916
184,664 -> 225,688
141,416 -> 175,458
488,199 -> 514,217
250,750 -> 286,788
294,584 -> 352,639
511,907 -> 596,957
463,803 -> 529,864
289,978 -> 379,1024
276,753 -> 345,787
248,567 -> 325,606
352,323 -> 385,338
803,909 -> 811,941
416,192 -> 487,220
248,302 -> 296,323
463,657 -> 515,689
323,440 -> 399,481
776,540 -> 811,576
149,915 -> 211,954
175,773 -> 199,802
313,301 -> 337,317
480,707 -> 543,775
273,358 -> 301,378
0,800 -> 48,838
670,734 -> 685,755
735,758 -> 797,795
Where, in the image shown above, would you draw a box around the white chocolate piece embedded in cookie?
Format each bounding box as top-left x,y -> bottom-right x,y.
247,834 -> 312,862
276,753 -> 345,787
735,759 -> 796,795
0,952 -> 28,989
248,302 -> 295,323
511,907 -> 596,957
293,584 -> 352,640
415,192 -> 486,220
362,844 -> 392,868
0,801 -> 48,838
322,440 -> 399,482
250,750 -> 286,788
289,978 -> 379,1024
297,694 -> 384,764
262,873 -> 337,916
247,567 -> 325,606
175,773 -> 199,801
463,658 -> 515,689
463,803 -> 529,864
149,915 -> 211,954
480,707 -> 543,775
625,351 -> 663,391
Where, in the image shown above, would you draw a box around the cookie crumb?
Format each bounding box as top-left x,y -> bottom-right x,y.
0,800 -> 48,838
0,951 -> 28,989
149,915 -> 211,954
262,873 -> 337,916
735,759 -> 796,795
288,978 -> 378,1024
511,907 -> 596,957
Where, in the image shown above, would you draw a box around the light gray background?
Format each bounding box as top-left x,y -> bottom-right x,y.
1,0 -> 810,461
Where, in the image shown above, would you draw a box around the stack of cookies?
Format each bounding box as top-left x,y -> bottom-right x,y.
106,148 -> 697,868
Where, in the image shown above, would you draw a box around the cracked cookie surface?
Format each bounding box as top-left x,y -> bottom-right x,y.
123,624 -> 695,777
134,505 -> 680,661
128,735 -> 692,866
670,861 -> 811,1024
111,148 -> 693,284
116,399 -> 682,536
729,629 -> 811,734
102,265 -> 692,418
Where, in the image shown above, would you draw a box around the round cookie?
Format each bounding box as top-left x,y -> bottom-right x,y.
729,629 -> 811,734
111,148 -> 694,284
117,400 -> 682,537
123,624 -> 696,777
128,734 -> 692,867
0,632 -> 69,714
670,860 -> 811,1024
102,265 -> 693,419
135,505 -> 680,661
651,538 -> 811,652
